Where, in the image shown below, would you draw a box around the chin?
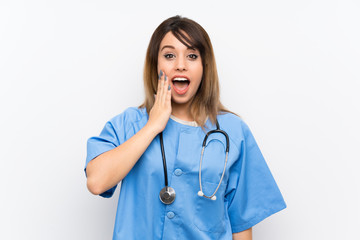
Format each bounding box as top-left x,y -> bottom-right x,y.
171,97 -> 192,106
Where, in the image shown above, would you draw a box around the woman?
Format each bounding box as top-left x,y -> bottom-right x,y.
85,16 -> 286,240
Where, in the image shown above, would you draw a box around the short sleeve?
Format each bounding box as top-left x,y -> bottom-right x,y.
85,113 -> 127,198
226,121 -> 286,233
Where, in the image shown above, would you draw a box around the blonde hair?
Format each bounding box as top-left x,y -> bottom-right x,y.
140,16 -> 233,127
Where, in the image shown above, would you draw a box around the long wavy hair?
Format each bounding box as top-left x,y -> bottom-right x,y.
140,15 -> 232,127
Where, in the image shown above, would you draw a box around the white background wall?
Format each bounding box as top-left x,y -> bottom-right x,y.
1,0 -> 359,239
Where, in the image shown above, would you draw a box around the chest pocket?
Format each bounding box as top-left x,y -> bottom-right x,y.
193,181 -> 227,233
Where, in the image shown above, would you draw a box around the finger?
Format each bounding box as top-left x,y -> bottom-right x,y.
161,74 -> 169,103
166,76 -> 171,101
155,80 -> 161,103
157,70 -> 164,101
165,82 -> 172,107
160,72 -> 169,104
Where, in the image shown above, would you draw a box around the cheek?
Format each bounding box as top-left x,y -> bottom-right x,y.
157,58 -> 162,72
194,64 -> 203,81
157,55 -> 167,70
157,60 -> 172,73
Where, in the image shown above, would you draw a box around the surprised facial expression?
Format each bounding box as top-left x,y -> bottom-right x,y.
157,32 -> 203,108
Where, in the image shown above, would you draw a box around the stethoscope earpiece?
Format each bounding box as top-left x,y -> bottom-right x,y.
197,190 -> 217,201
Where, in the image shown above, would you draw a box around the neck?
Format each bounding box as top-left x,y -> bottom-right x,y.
171,102 -> 193,121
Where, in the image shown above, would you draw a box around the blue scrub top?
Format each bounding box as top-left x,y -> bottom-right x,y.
85,107 -> 286,239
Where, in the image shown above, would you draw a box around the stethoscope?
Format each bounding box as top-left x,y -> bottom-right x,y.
159,120 -> 230,205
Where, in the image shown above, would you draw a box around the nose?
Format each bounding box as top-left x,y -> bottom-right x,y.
176,56 -> 187,71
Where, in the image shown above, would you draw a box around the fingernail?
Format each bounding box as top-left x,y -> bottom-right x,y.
159,70 -> 163,79
165,75 -> 167,81
168,85 -> 171,90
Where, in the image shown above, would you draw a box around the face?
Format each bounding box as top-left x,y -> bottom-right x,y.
157,31 -> 203,108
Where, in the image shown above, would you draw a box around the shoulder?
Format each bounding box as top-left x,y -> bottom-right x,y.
217,111 -> 252,142
108,107 -> 148,128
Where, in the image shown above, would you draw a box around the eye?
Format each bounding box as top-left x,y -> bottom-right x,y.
188,54 -> 198,60
164,53 -> 175,59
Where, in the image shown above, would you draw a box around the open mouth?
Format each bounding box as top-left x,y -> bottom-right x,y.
172,77 -> 190,95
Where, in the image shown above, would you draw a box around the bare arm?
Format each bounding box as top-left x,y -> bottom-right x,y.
86,123 -> 159,195
86,71 -> 171,195
233,228 -> 252,240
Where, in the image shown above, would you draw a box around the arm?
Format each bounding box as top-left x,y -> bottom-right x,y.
86,72 -> 171,195
86,122 -> 159,195
233,228 -> 252,240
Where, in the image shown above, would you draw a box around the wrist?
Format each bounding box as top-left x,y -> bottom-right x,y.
143,122 -> 162,137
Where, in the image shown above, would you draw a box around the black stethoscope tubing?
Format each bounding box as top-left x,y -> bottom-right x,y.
159,119 -> 230,205
159,132 -> 176,204
159,133 -> 168,187
202,121 -> 229,152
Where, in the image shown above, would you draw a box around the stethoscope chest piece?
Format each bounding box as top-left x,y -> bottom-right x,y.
159,186 -> 176,204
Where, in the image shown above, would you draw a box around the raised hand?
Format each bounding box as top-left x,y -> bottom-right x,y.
147,70 -> 172,134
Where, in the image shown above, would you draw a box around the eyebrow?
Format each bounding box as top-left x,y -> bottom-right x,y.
160,45 -> 196,51
160,45 -> 175,51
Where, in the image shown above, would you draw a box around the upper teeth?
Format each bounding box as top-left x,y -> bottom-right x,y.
173,78 -> 188,81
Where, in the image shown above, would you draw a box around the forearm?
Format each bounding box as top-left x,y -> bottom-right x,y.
86,69 -> 171,195
86,123 -> 158,195
232,228 -> 252,240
